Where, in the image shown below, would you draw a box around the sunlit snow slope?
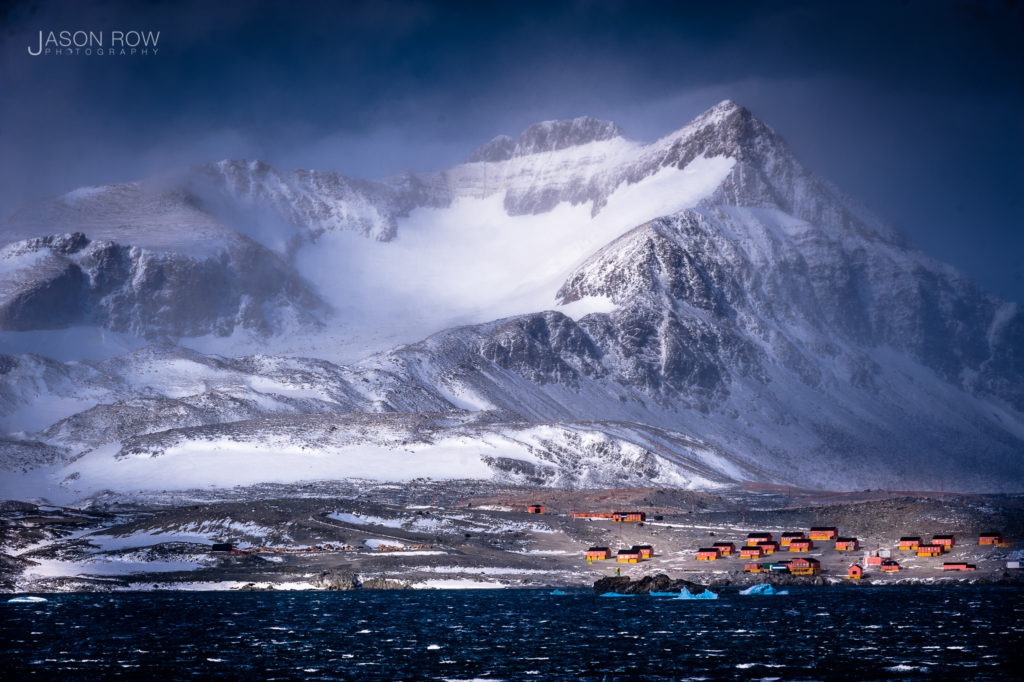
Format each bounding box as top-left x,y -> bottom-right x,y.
1,100 -> 1021,499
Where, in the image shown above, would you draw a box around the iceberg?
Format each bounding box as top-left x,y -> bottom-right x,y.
599,592 -> 637,597
739,584 -> 789,596
7,596 -> 48,603
550,589 -> 567,595
678,587 -> 718,600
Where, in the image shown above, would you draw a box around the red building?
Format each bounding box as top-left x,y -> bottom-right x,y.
931,535 -> 955,548
917,544 -> 944,557
789,557 -> 821,575
835,538 -> 860,551
780,532 -> 805,546
942,562 -> 976,571
712,542 -> 735,555
809,527 -> 838,540
617,549 -> 641,563
527,504 -> 545,514
586,547 -> 611,561
788,539 -> 814,552
612,511 -> 646,523
848,564 -> 863,579
978,533 -> 1002,545
633,545 -> 654,559
757,541 -> 780,555
746,532 -> 773,546
569,512 -> 614,519
743,562 -> 765,573
739,546 -> 763,559
865,553 -> 883,566
898,537 -> 921,550
697,548 -> 721,560
880,560 -> 901,573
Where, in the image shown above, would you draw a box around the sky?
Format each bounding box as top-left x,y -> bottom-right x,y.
1,0 -> 1022,301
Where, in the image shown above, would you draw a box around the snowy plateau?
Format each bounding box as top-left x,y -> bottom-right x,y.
1,100 -> 1022,503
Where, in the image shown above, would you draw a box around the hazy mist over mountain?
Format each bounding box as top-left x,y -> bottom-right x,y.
0,1 -> 1021,501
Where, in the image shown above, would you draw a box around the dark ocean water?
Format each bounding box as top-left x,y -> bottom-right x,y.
2,585 -> 1022,680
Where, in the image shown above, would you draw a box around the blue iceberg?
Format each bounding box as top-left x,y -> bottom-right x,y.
550,589 -> 567,595
599,592 -> 637,597
7,596 -> 48,604
739,584 -> 789,596
677,587 -> 718,600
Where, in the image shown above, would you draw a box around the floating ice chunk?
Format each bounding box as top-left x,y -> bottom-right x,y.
677,587 -> 718,600
739,584 -> 788,596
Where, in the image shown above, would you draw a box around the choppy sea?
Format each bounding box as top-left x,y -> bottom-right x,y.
2,585 -> 1022,680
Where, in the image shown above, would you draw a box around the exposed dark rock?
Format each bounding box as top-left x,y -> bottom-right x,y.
593,573 -> 711,596
310,568 -> 359,590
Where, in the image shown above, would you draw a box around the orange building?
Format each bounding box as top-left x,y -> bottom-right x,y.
932,535 -> 955,549
943,562 -> 976,571
739,546 -> 763,559
880,560 -> 901,573
835,538 -> 860,551
978,533 -> 1002,545
757,541 -> 780,555
898,537 -> 921,550
612,511 -> 646,523
789,557 -> 821,575
780,532 -> 805,546
917,544 -> 944,557
586,547 -> 611,561
746,532 -> 772,546
848,564 -> 863,579
697,548 -> 721,561
712,542 -> 735,555
527,504 -> 544,514
617,549 -> 641,563
633,545 -> 654,559
809,527 -> 838,540
788,539 -> 814,552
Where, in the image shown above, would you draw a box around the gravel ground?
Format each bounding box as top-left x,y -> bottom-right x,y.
2,485 -> 1022,592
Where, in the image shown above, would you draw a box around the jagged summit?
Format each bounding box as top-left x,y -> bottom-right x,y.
468,116 -> 625,162
1,99 -> 1022,497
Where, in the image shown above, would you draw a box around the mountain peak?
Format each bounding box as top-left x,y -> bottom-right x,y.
468,116 -> 625,163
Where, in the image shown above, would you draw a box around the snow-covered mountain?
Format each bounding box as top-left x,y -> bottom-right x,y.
1,100 -> 1021,500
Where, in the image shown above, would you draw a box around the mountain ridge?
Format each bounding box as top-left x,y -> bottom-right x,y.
1,100 -> 1021,499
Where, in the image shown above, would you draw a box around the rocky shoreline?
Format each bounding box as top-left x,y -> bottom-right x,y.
591,571 -> 1024,596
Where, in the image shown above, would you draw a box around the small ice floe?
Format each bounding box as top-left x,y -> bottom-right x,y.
739,584 -> 788,596
7,596 -> 48,603
677,587 -> 718,600
427,644 -> 442,650
600,592 -> 637,597
550,589 -> 567,596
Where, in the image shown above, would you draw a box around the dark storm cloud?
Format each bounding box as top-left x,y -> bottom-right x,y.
1,0 -> 1021,300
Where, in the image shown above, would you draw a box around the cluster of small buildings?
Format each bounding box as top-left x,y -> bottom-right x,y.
566,510 -> 647,522
586,544 -> 654,563
689,528 -> 840,575
897,534 -> 955,557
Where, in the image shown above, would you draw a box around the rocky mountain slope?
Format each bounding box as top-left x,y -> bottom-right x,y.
0,100 -> 1020,500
